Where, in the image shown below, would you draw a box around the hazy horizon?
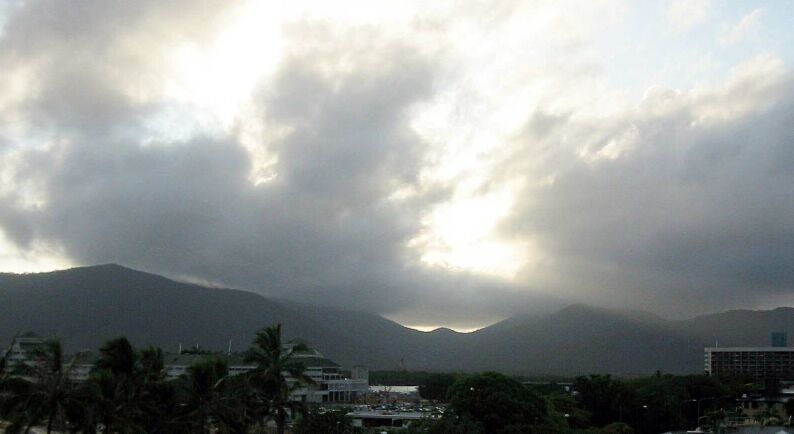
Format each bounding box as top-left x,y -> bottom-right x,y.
1,0 -> 793,330
4,262 -> 794,333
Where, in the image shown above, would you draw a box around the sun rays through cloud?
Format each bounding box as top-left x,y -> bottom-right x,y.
0,0 -> 792,328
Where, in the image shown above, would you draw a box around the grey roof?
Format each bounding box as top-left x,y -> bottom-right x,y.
64,352 -> 100,365
163,353 -> 246,367
298,356 -> 339,368
162,353 -> 339,369
18,332 -> 43,338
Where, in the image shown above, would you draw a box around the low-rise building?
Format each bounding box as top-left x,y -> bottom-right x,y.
162,342 -> 368,403
3,332 -> 47,371
347,410 -> 428,429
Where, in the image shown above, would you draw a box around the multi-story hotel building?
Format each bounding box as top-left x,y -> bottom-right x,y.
705,333 -> 794,380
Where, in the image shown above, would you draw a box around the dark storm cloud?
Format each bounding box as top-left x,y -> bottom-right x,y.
0,1 -> 557,327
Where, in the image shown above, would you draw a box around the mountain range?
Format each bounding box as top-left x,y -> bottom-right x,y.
2,264 -> 793,376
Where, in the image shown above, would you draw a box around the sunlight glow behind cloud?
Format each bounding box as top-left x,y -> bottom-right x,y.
0,0 -> 792,328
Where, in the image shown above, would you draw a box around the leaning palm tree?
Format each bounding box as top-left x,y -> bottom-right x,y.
245,324 -> 315,434
0,338 -> 78,434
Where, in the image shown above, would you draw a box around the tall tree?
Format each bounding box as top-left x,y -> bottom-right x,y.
0,339 -> 78,434
0,337 -> 14,411
0,336 -> 13,380
574,374 -> 625,426
439,372 -> 566,434
419,373 -> 457,401
134,346 -> 180,434
89,337 -> 142,434
176,358 -> 234,433
245,324 -> 314,434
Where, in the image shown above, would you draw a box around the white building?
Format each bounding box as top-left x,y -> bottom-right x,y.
3,332 -> 47,371
288,343 -> 369,403
163,342 -> 368,403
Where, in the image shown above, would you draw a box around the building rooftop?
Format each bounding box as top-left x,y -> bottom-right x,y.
17,332 -> 43,339
64,352 -> 100,365
162,351 -> 339,369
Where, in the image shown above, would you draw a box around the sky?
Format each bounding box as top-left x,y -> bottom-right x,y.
0,0 -> 793,331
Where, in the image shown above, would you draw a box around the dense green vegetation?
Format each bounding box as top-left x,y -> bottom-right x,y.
396,370 -> 773,434
1,328 -> 784,434
0,324 -> 312,434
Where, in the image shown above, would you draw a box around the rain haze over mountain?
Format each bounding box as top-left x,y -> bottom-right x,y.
0,0 -> 793,331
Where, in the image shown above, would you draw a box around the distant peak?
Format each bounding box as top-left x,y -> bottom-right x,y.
427,327 -> 462,335
555,303 -> 664,322
0,263 -> 140,277
556,303 -> 601,315
86,263 -> 131,270
58,263 -> 175,283
70,263 -> 150,275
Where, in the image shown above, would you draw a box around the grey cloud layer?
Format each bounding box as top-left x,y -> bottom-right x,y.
0,1 -> 552,327
1,1 -> 792,326
503,68 -> 794,316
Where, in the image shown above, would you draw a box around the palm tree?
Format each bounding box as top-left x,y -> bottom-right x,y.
88,337 -> 142,434
0,338 -> 78,434
84,339 -> 181,434
134,346 -> 181,434
220,373 -> 264,434
0,336 -> 14,407
0,336 -> 13,379
245,324 -> 315,434
175,358 -> 229,433
137,346 -> 164,384
95,338 -> 137,378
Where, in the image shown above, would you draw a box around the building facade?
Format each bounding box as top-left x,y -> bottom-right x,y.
3,332 -> 47,371
705,347 -> 794,380
162,343 -> 368,403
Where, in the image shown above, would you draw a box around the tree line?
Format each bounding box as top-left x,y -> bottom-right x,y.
0,324 -> 316,434
399,370 -> 793,434
4,325 -> 790,434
